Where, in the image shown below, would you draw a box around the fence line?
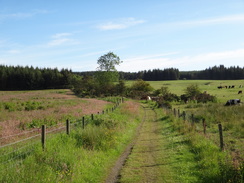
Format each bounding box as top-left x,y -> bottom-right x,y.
163,106 -> 226,151
0,97 -> 124,170
0,128 -> 40,140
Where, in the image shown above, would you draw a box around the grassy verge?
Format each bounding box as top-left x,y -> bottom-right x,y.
0,100 -> 143,183
165,107 -> 244,183
118,102 -> 243,183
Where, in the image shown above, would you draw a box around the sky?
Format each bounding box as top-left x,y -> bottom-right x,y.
0,0 -> 244,72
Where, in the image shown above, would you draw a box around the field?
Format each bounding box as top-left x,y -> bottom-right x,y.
0,81 -> 243,182
0,89 -> 112,144
128,80 -> 244,167
127,79 -> 244,103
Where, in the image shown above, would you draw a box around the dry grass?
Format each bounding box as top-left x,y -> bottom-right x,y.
0,90 -> 110,140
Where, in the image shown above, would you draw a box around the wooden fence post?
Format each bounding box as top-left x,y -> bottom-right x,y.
218,123 -> 224,151
178,109 -> 180,118
91,114 -> 94,120
41,125 -> 46,151
82,117 -> 85,129
191,114 -> 194,126
202,119 -> 206,135
183,111 -> 186,121
66,119 -> 70,135
173,108 -> 176,117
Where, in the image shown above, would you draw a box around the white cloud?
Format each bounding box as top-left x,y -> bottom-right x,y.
0,9 -> 48,21
47,33 -> 79,47
48,38 -> 72,46
176,14 -> 244,27
119,49 -> 244,72
7,50 -> 21,54
97,18 -> 145,30
119,52 -> 179,72
52,33 -> 72,39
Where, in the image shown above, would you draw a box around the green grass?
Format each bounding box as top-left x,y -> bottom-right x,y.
126,79 -> 244,103
161,109 -> 244,183
0,100 -> 143,183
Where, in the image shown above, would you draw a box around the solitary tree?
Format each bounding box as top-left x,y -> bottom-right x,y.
97,52 -> 122,72
95,52 -> 123,96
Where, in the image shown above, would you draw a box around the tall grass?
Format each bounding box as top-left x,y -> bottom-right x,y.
0,100 -> 142,182
166,108 -> 244,183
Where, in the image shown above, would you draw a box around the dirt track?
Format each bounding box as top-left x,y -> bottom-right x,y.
105,105 -> 175,183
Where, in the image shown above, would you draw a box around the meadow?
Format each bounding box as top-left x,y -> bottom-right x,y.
127,79 -> 244,103
128,80 -> 244,169
0,89 -> 111,144
0,80 -> 243,182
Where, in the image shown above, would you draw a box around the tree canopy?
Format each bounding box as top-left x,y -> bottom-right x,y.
97,52 -> 122,71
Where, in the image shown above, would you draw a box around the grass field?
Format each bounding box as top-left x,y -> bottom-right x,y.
0,89 -> 111,144
127,80 -> 244,173
127,79 -> 244,103
0,85 -> 243,182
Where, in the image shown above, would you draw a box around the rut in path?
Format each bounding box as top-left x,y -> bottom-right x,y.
106,106 -> 175,183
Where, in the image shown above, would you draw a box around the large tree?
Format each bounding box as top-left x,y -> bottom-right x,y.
97,52 -> 122,72
95,52 -> 123,96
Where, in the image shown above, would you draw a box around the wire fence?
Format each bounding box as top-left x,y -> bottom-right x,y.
0,97 -> 124,172
162,105 -> 236,152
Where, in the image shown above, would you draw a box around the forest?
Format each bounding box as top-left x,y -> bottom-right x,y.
1,64 -> 244,91
79,65 -> 244,81
0,65 -> 72,90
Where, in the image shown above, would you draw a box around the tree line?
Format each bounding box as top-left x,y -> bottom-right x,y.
78,65 -> 244,81
1,64 -> 244,91
180,65 -> 244,80
0,65 -> 73,90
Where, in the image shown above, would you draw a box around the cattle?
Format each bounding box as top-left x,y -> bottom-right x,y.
151,96 -> 159,101
141,96 -> 152,101
238,90 -> 242,94
180,94 -> 189,103
225,99 -> 241,106
231,85 -> 235,88
217,86 -> 222,89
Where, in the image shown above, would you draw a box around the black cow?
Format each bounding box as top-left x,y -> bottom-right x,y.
238,90 -> 242,94
225,99 -> 241,106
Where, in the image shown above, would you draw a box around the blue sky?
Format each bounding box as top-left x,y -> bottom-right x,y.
1,0 -> 244,72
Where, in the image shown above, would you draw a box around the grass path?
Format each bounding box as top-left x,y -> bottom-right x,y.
117,106 -> 176,183
116,105 -> 200,183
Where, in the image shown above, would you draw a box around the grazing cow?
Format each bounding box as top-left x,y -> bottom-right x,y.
238,90 -> 242,94
180,94 -> 189,103
151,96 -> 159,101
225,99 -> 241,106
217,86 -> 222,89
146,96 -> 152,101
232,85 -> 235,88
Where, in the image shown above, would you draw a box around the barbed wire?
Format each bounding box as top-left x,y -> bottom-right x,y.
0,128 -> 40,140
46,125 -> 66,134
0,134 -> 40,149
0,137 -> 39,172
